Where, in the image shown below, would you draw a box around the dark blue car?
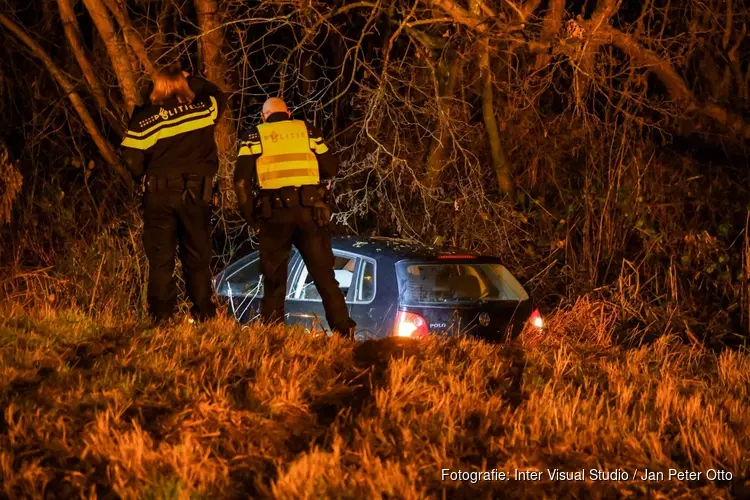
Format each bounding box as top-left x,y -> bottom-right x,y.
213,236 -> 543,341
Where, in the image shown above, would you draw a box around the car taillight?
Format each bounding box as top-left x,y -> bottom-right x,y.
394,311 -> 429,338
529,308 -> 543,329
437,254 -> 477,259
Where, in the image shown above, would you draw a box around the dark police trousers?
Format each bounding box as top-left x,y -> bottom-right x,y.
259,204 -> 356,336
143,175 -> 216,322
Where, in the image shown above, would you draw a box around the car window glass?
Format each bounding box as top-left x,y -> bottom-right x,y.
286,249 -> 303,298
398,263 -> 528,304
357,260 -> 375,302
293,255 -> 356,301
224,258 -> 263,298
218,249 -> 301,299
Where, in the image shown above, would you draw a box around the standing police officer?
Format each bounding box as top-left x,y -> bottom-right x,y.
234,98 -> 356,338
121,65 -> 226,324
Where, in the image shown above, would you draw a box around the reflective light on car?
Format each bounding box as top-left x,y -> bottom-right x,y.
529,308 -> 543,329
395,311 -> 429,338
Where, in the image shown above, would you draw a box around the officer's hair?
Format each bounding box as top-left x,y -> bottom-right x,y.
150,66 -> 195,105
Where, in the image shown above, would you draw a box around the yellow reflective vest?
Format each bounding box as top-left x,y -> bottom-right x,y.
254,120 -> 320,189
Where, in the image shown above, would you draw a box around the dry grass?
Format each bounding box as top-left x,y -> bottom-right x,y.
1,298 -> 748,499
0,145 -> 22,226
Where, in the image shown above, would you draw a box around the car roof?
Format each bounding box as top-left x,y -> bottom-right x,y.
331,235 -> 482,261
227,235 -> 502,266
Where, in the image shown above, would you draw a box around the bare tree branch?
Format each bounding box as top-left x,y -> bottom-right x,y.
0,12 -> 128,179
425,0 -> 487,32
572,0 -> 621,104
56,0 -> 115,127
591,0 -> 620,28
83,0 -> 139,113
520,0 -> 541,21
601,25 -> 750,139
102,0 -> 155,77
542,0 -> 565,40
474,0 -> 496,18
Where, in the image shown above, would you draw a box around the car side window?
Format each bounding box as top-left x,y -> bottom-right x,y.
222,257 -> 263,298
218,249 -> 300,299
285,249 -> 303,298
290,253 -> 376,303
357,260 -> 375,302
293,254 -> 356,301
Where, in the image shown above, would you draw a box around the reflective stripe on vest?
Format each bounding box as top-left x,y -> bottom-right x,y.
121,96 -> 218,151
256,120 -> 320,189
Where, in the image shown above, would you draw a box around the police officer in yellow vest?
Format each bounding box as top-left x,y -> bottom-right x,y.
234,98 -> 356,338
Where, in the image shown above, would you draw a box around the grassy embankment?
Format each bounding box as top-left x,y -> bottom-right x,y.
1,298 -> 749,499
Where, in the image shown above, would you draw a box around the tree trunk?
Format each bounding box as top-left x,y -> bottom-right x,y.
329,34 -> 345,137
102,0 -> 155,77
82,0 -> 140,115
56,0 -> 123,135
479,46 -> 513,196
195,0 -> 235,190
535,0 -> 565,69
469,0 -> 513,196
422,52 -> 461,237
745,211 -> 750,335
425,53 -> 461,191
0,13 -> 128,182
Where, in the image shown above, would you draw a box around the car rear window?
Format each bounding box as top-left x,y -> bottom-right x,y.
396,262 -> 529,304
